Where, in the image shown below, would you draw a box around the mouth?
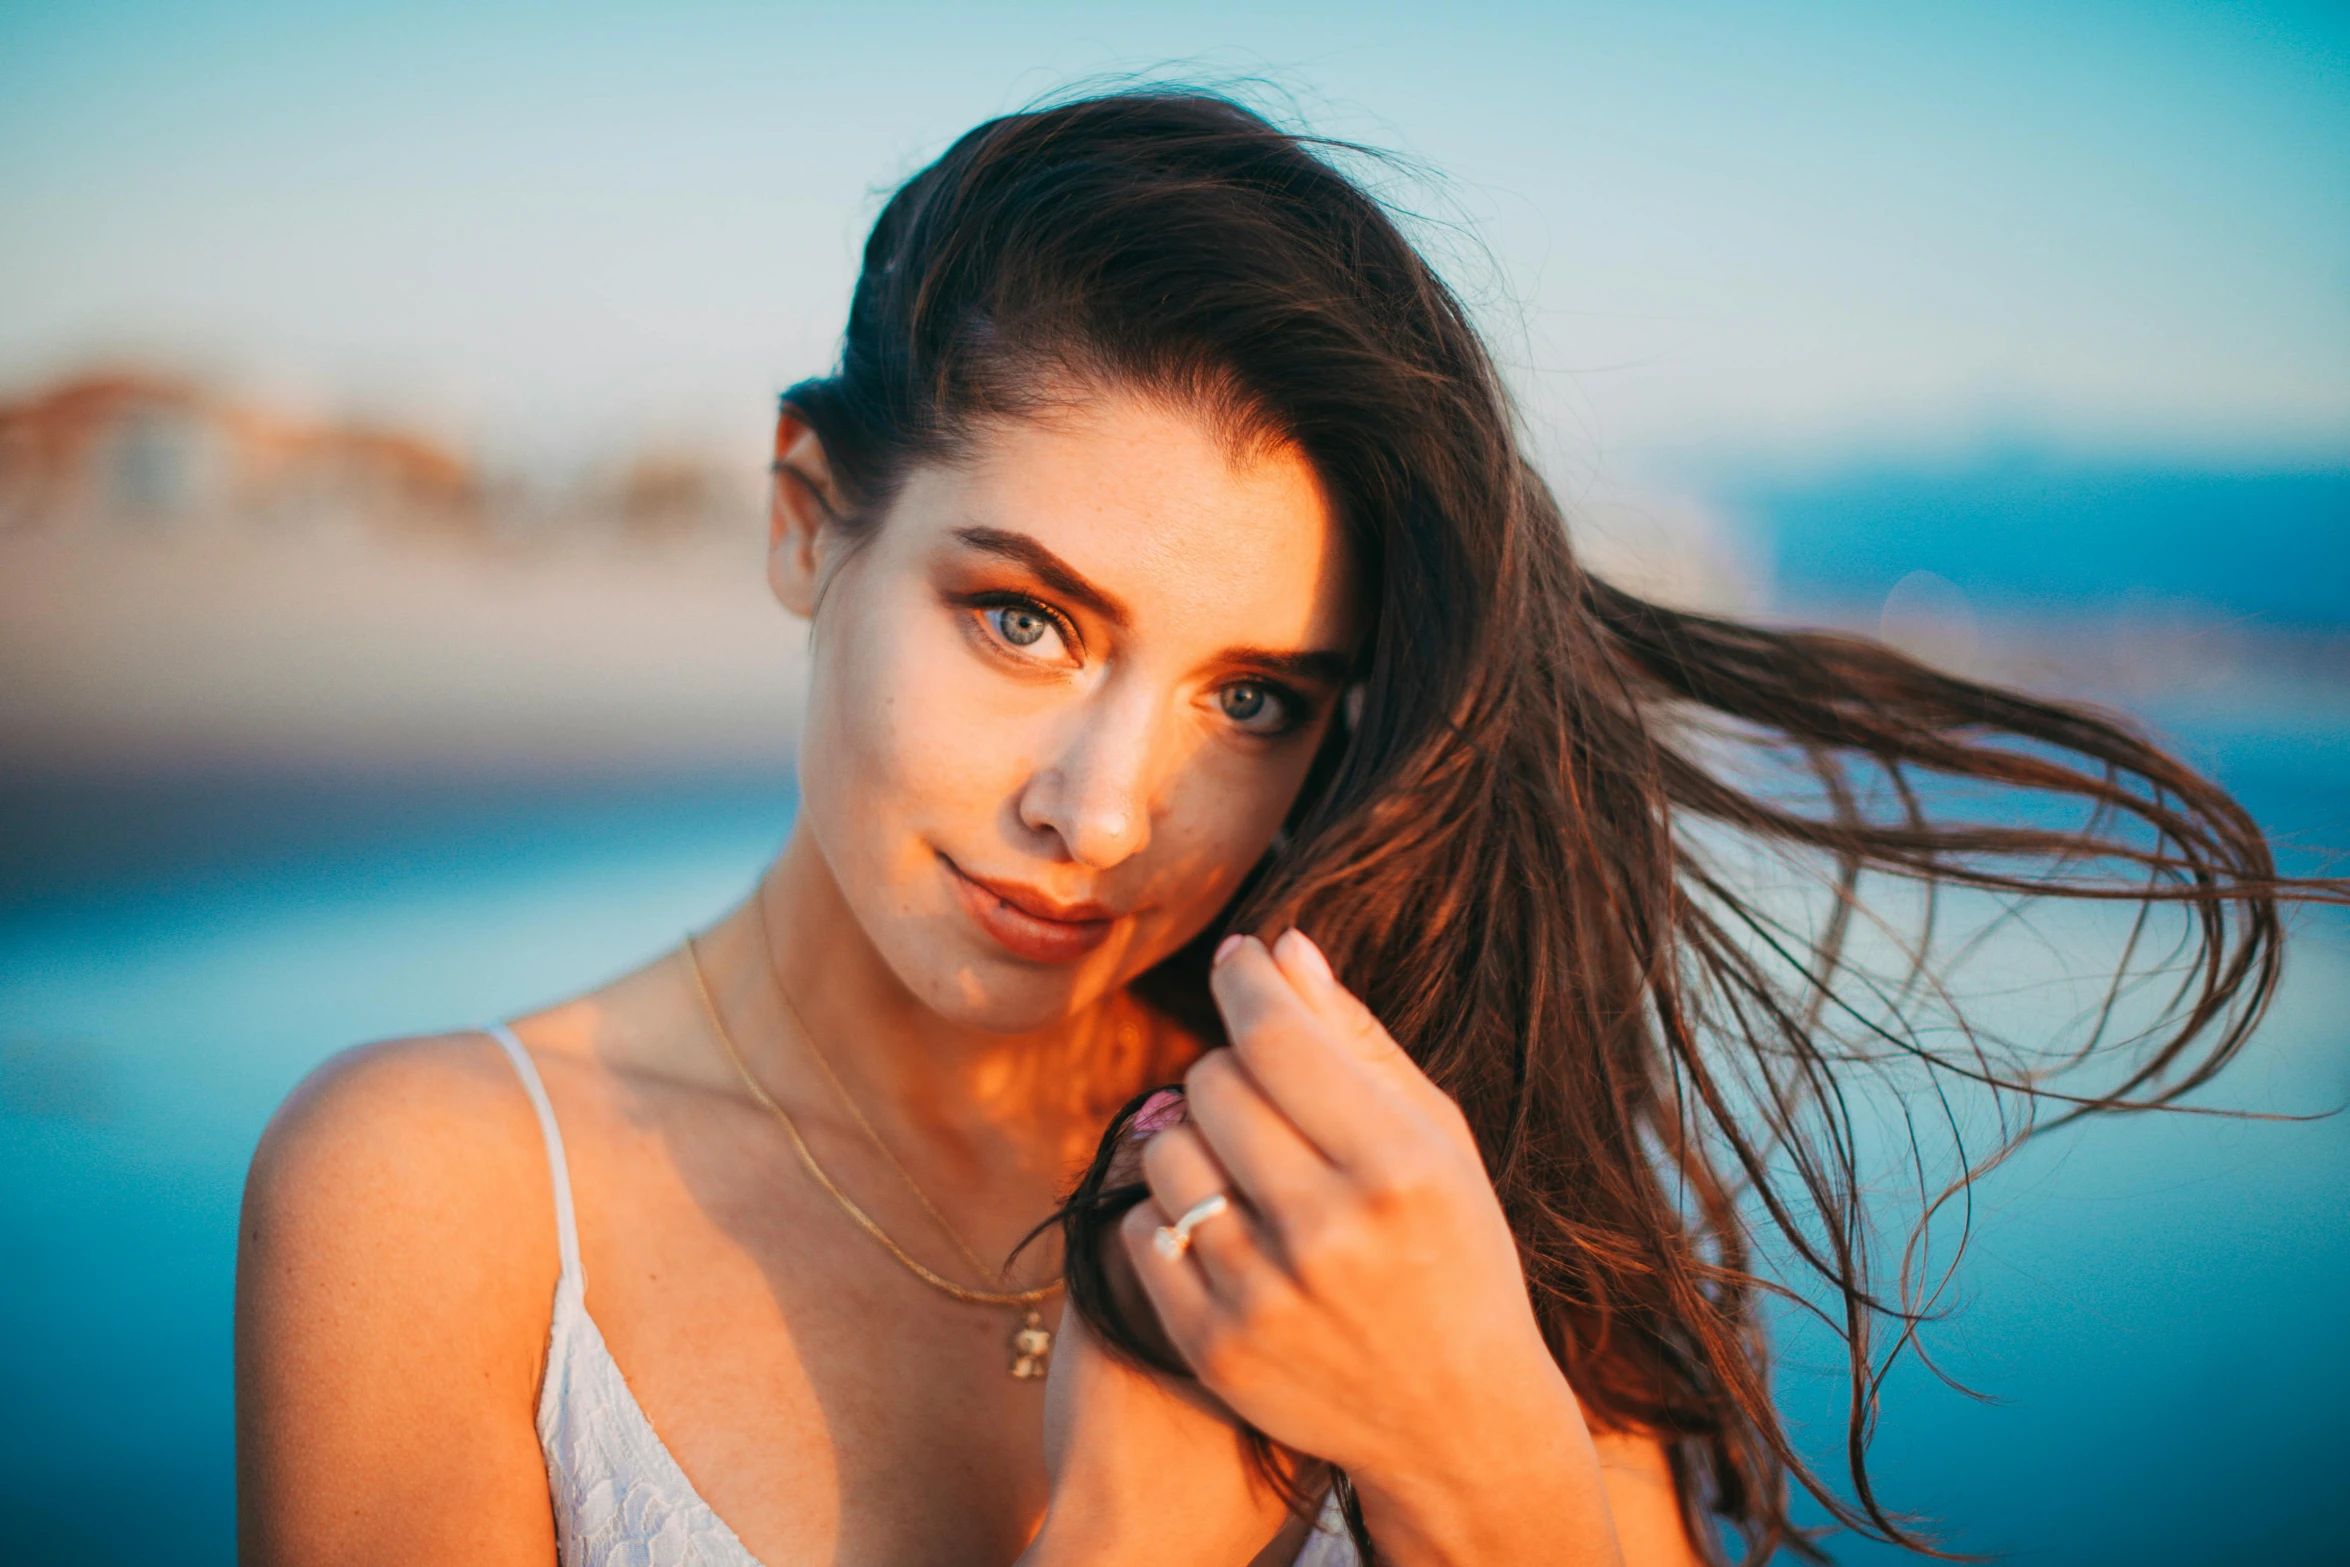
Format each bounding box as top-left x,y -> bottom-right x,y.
939,853 -> 1122,965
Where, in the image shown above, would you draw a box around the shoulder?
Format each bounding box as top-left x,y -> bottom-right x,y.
245,1031 -> 552,1256
238,1030 -> 560,1369
237,1032 -> 567,1559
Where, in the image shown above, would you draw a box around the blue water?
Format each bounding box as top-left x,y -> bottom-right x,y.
1723,452 -> 2350,627
1,736 -> 2343,1563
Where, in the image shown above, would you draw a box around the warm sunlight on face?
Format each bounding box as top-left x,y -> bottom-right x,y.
793,392 -> 1358,1031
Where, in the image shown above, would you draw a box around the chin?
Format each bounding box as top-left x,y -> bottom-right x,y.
910,934 -> 1125,1034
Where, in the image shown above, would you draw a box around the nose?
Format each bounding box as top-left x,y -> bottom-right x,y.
1017,672 -> 1161,870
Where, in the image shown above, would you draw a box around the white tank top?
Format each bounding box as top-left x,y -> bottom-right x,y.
488,1025 -> 1358,1566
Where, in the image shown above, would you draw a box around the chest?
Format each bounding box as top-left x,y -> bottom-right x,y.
560,1091 -> 1062,1567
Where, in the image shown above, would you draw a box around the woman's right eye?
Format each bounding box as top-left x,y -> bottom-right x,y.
991,605 -> 1051,647
975,599 -> 1074,662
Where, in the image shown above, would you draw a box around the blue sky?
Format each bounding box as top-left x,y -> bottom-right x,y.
2,1 -> 2345,479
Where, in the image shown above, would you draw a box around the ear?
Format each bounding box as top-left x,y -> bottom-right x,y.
768,409 -> 843,619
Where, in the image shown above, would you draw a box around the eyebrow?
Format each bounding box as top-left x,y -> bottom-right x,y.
953,525 -> 1131,628
950,524 -> 1352,686
1223,647 -> 1353,687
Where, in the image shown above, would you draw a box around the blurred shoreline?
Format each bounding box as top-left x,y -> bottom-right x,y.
8,525 -> 2344,768
1768,590 -> 2350,731
4,366 -> 2341,785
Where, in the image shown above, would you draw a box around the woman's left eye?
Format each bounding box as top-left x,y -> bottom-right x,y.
1218,680 -> 1296,735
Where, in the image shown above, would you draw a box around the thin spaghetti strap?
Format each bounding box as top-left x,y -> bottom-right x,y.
487,1023 -> 586,1293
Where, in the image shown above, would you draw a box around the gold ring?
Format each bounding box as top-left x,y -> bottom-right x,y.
1152,1192 -> 1231,1259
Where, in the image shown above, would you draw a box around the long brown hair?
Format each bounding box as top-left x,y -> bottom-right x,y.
783,89 -> 2345,1562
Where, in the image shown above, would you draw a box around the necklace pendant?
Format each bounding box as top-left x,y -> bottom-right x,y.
1009,1307 -> 1053,1379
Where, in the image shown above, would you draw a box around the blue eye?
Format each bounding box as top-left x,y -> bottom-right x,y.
1220,681 -> 1297,734
990,606 -> 1052,648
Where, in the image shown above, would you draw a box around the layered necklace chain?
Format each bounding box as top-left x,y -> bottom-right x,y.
681,918 -> 1059,1379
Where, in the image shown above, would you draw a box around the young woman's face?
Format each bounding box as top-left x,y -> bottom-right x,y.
791,391 -> 1358,1032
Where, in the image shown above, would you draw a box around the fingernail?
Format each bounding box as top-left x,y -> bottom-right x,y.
1127,1087 -> 1187,1139
1277,927 -> 1335,987
1213,933 -> 1244,966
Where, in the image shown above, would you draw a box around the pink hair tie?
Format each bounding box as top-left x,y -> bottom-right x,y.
1127,1087 -> 1187,1139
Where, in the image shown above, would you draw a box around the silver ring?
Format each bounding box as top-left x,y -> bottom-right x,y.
1152,1192 -> 1231,1259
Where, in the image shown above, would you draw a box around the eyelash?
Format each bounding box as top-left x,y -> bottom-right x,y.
1216,678 -> 1309,738
964,591 -> 1080,660
959,591 -> 1311,738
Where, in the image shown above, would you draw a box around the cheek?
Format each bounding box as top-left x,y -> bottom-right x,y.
800,578 -> 1025,890
1141,733 -> 1324,927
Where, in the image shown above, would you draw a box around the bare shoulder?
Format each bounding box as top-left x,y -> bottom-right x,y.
243,1030 -> 554,1283
237,1031 -> 561,1564
251,1027 -> 541,1171
244,939 -> 701,1253
238,1028 -> 561,1400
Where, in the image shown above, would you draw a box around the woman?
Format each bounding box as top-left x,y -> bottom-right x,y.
235,91 -> 2328,1565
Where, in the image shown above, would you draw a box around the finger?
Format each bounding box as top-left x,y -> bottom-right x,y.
1209,936 -> 1426,1172
1119,1201 -> 1220,1370
1179,1047 -> 1344,1245
1049,1285 -> 1236,1431
1267,927 -> 1399,1067
1269,928 -> 1473,1139
1138,1124 -> 1259,1292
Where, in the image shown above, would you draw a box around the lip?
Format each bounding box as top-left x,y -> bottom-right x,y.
940,853 -> 1122,964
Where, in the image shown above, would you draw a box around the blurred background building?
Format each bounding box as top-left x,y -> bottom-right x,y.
0,370 -> 475,534
0,365 -> 772,544
1,2 -> 2343,1562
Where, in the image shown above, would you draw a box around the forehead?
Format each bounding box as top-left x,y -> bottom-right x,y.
895,393 -> 1357,652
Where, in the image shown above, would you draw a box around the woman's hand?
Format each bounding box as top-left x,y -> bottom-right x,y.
1019,1304 -> 1304,1567
1120,930 -> 1631,1567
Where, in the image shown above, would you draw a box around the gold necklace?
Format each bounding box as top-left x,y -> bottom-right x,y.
681,933 -> 1059,1379
749,893 -> 1031,1299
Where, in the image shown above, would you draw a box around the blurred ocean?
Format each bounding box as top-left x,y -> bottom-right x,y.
1,710 -> 2342,1564
0,769 -> 801,1555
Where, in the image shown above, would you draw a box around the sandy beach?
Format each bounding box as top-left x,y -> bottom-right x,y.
1,527 -> 809,773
